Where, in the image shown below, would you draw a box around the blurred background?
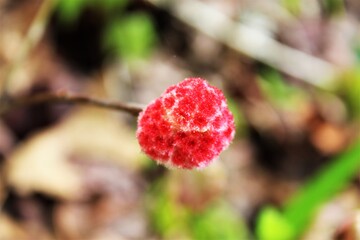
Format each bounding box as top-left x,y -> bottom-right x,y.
0,0 -> 359,239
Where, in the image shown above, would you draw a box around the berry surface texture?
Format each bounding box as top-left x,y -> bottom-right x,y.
136,77 -> 235,169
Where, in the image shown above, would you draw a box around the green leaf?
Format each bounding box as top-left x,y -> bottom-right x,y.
321,0 -> 344,15
100,0 -> 128,11
283,139 -> 360,235
57,0 -> 87,23
355,45 -> 360,62
191,202 -> 248,240
226,98 -> 246,136
56,0 -> 128,23
337,68 -> 360,119
148,181 -> 190,239
256,207 -> 295,240
104,13 -> 157,61
281,0 -> 301,15
258,69 -> 306,110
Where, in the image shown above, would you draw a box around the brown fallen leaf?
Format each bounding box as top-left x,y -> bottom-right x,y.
0,214 -> 27,240
5,107 -> 142,200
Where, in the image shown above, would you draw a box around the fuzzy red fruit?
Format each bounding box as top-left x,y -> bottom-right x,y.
136,77 -> 235,169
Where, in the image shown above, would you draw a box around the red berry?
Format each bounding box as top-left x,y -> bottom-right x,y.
136,77 -> 235,169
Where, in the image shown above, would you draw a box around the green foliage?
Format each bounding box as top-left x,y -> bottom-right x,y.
256,67 -> 360,238
256,140 -> 360,238
56,0 -> 128,23
56,0 -> 156,61
101,0 -> 128,12
256,207 -> 295,240
337,68 -> 360,119
191,202 -> 249,240
57,0 -> 88,23
148,179 -> 248,240
148,180 -> 191,239
281,0 -> 301,15
258,69 -> 306,110
104,13 -> 157,61
356,45 -> 360,62
226,98 -> 246,136
281,0 -> 344,16
283,139 -> 360,234
321,0 -> 344,16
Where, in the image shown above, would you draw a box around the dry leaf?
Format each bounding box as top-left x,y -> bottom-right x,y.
0,214 -> 27,240
6,107 -> 141,200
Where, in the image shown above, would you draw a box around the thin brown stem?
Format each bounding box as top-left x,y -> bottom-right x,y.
0,92 -> 144,116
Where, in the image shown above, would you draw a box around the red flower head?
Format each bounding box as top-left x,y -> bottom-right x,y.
136,77 -> 235,169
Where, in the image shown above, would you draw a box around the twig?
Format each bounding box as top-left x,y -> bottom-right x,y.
0,92 -> 144,116
148,0 -> 340,89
